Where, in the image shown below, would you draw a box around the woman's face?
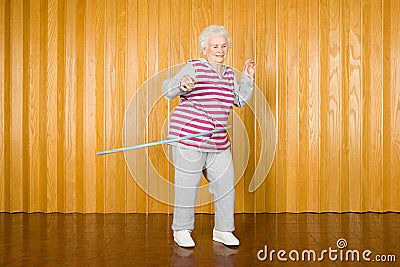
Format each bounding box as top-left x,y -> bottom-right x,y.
203,35 -> 228,64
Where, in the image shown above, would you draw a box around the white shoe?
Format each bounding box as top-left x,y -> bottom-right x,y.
174,230 -> 195,248
213,229 -> 240,246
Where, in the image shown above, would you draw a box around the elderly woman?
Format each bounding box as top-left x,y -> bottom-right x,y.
162,25 -> 256,248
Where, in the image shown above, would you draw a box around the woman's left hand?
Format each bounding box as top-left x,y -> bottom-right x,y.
243,59 -> 257,77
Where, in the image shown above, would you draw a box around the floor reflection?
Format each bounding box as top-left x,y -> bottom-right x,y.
172,244 -> 195,266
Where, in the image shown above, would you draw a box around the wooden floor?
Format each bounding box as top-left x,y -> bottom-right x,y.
0,213 -> 399,266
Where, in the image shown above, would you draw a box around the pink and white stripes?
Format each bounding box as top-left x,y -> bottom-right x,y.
168,60 -> 235,151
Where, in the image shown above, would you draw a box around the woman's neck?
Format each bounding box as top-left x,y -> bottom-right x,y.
209,62 -> 224,75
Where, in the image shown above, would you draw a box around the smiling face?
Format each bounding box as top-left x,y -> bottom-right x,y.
202,35 -> 229,64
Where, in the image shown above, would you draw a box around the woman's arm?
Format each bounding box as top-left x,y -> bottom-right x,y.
234,59 -> 256,107
162,63 -> 196,99
233,73 -> 254,107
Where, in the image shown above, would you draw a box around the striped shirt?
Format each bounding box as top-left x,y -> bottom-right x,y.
162,58 -> 253,152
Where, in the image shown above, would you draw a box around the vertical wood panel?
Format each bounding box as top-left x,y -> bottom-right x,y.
243,0 -> 257,213
125,0 -> 138,213
328,0 -> 341,211
84,0 -> 96,212
157,0 -> 170,213
104,0 -> 117,213
391,0 -> 400,211
65,0 -> 77,212
361,0 -> 371,211
136,0 -> 148,213
232,0 -> 250,213
319,0 -> 330,212
39,0 -> 48,212
1,0 -> 399,214
299,0 -> 309,212
116,0 -> 126,213
222,0 -> 233,68
307,0 -> 320,212
224,0 -> 243,213
212,0 -> 223,25
264,0 -> 278,213
147,0 -> 159,213
75,0 -> 85,212
348,0 -> 362,211
286,0 -> 299,212
10,0 -> 24,211
167,0 -> 178,214
95,0 -> 105,213
276,0 -> 288,212
22,0 -> 31,212
382,0 -> 391,211
369,0 -> 384,211
57,0 -> 66,212
5,0 -> 11,210
254,0 -> 268,213
340,0 -> 350,212
46,0 -> 59,212
0,0 -> 7,211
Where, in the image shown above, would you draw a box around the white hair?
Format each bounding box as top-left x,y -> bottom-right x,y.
198,25 -> 231,53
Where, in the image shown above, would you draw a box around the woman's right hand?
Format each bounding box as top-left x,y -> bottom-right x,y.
179,75 -> 196,92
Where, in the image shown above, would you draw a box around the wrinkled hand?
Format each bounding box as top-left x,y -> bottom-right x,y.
243,59 -> 257,77
179,75 -> 196,92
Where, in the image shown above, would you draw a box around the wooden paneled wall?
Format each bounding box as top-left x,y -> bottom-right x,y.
1,0 -> 399,213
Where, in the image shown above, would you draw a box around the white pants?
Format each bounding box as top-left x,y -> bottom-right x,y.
171,146 -> 235,232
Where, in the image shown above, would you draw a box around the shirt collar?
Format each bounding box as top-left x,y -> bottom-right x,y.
198,58 -> 226,76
